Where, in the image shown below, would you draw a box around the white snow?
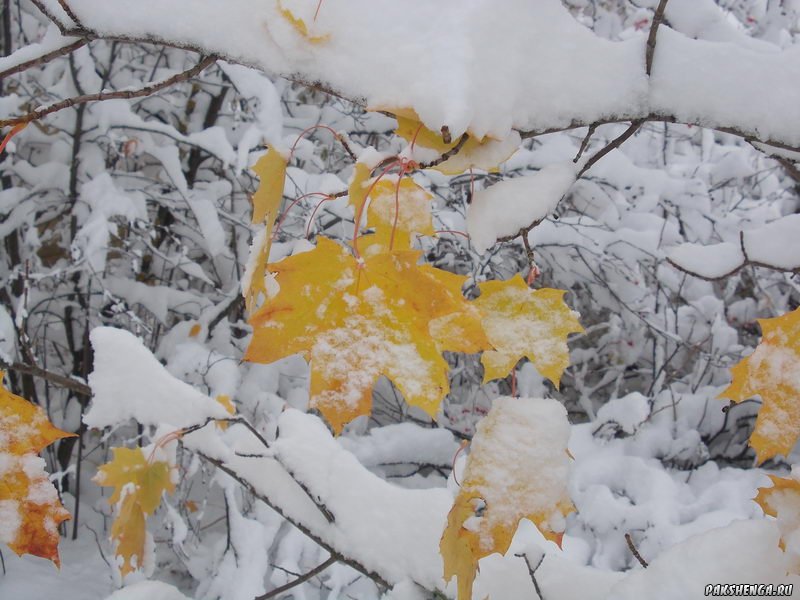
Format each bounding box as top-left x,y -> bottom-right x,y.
84,327 -> 231,429
467,162 -> 578,254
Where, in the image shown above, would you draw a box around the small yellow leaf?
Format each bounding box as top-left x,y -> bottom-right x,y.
440,397 -> 573,600
244,149 -> 287,313
278,0 -> 330,43
216,394 -> 236,415
215,394 -> 236,430
473,275 -> 583,386
111,493 -> 147,576
251,148 -> 288,225
188,323 -> 202,338
719,307 -> 800,463
96,446 -> 175,575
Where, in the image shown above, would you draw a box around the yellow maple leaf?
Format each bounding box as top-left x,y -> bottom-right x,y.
95,446 -> 175,575
719,307 -> 800,463
440,397 -> 573,600
0,372 -> 74,566
473,275 -> 583,386
245,237 -> 488,432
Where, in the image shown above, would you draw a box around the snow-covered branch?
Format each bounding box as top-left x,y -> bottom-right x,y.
18,0 -> 800,153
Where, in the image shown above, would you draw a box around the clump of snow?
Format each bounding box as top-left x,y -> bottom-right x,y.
84,327 -> 231,429
743,214 -> 800,270
667,242 -> 744,279
606,520 -> 800,599
467,163 -> 577,254
105,580 -> 191,600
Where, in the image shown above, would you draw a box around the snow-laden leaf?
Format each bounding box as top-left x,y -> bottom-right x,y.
0,372 -> 73,566
719,306 -> 800,463
440,397 -> 573,600
95,446 -> 175,575
245,237 -> 487,432
474,275 -> 583,386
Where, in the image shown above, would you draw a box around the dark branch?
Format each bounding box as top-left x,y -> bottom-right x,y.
0,359 -> 91,397
0,38 -> 86,80
0,54 -> 217,128
255,555 -> 337,600
196,452 -> 392,591
625,533 -> 649,568
646,0 -> 670,76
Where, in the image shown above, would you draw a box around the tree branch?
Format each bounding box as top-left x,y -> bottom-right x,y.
0,359 -> 91,396
0,37 -> 86,80
255,555 -> 337,600
196,452 -> 392,592
646,0 -> 670,76
0,54 -> 217,128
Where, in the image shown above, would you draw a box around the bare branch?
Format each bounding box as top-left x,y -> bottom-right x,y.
0,54 -> 217,128
0,38 -> 86,80
578,120 -> 644,177
255,555 -> 337,600
625,533 -> 649,568
56,0 -> 84,29
646,0 -> 670,76
515,552 -> 546,600
0,359 -> 91,397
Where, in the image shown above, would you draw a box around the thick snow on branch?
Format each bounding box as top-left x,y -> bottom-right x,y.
54,0 -> 800,146
85,327 -> 230,429
668,214 -> 800,278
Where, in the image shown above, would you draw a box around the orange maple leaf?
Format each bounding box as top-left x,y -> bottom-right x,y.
0,371 -> 74,566
440,397 -> 573,600
245,237 -> 488,432
719,307 -> 800,463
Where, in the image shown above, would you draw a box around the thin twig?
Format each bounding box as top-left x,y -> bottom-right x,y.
625,533 -> 649,568
0,54 -> 217,128
515,552 -> 545,600
56,0 -> 83,29
578,120 -> 644,177
573,124 -> 597,163
646,0 -> 670,76
419,133 -> 470,169
255,555 -> 337,600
